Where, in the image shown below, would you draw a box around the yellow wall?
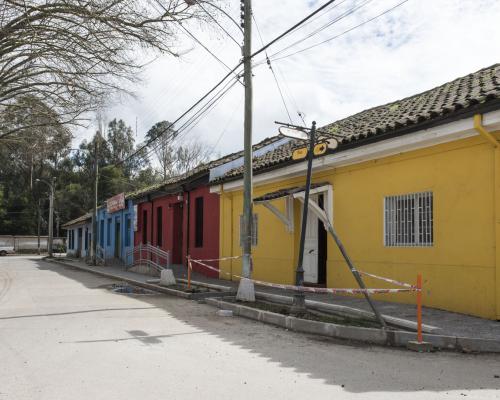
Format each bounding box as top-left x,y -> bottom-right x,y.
219,135 -> 500,319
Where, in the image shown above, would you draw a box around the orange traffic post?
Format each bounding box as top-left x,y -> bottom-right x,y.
417,273 -> 423,343
187,255 -> 192,290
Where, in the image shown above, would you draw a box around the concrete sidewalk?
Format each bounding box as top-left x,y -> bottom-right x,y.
50,256 -> 500,342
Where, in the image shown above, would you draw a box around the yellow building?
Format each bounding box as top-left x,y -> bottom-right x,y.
210,64 -> 500,320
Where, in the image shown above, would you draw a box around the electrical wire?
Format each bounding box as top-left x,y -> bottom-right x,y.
252,12 -> 293,123
116,0 -> 342,167
138,73 -> 241,164
206,93 -> 243,159
269,0 -> 410,62
153,0 -> 243,85
269,0 -> 376,60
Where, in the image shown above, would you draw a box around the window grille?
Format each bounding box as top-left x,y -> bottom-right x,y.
239,213 -> 258,247
384,191 -> 433,247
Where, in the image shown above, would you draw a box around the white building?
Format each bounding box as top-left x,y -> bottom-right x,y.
62,212 -> 93,259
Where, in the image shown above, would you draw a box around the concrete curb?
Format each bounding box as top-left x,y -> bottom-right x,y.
205,297 -> 500,353
254,291 -> 440,334
46,258 -> 234,300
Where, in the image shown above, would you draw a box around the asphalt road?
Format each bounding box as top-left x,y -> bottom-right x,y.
1,256 -> 499,399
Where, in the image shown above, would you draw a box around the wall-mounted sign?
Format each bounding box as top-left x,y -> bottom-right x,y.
313,142 -> 327,156
107,193 -> 125,214
133,205 -> 138,231
292,147 -> 308,160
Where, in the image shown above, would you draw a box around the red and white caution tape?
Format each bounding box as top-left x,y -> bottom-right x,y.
188,258 -> 420,295
191,255 -> 241,263
357,270 -> 415,289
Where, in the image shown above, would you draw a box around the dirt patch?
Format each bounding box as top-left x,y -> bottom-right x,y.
228,299 -> 381,328
100,283 -> 158,296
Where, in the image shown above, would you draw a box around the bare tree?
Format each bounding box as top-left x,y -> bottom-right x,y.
0,0 -> 220,140
173,139 -> 211,175
146,120 -> 176,180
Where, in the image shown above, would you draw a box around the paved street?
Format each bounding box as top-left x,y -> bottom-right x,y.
1,256 -> 500,400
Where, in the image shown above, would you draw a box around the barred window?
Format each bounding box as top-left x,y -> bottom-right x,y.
384,192 -> 433,247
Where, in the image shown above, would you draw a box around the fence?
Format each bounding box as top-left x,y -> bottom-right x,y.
0,235 -> 66,253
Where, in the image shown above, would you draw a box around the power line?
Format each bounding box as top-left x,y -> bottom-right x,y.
117,0 -> 341,167
269,0 -> 375,59
153,0 -> 242,85
252,12 -> 293,123
206,93 -> 244,159
139,73 -> 241,163
250,0 -> 339,60
116,65 -> 240,166
270,0 -> 410,62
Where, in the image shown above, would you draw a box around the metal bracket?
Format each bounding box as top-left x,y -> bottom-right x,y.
261,197 -> 294,233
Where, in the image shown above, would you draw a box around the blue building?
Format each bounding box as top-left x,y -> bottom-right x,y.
96,196 -> 135,264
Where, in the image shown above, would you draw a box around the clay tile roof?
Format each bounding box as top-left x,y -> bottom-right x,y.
127,135 -> 285,199
215,63 -> 500,183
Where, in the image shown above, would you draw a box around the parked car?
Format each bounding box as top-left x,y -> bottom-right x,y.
0,245 -> 15,256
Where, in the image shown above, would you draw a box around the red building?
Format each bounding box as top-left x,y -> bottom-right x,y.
132,169 -> 220,277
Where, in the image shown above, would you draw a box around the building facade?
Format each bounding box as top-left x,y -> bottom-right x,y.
96,197 -> 135,265
133,171 -> 220,276
62,213 -> 92,259
212,64 -> 500,319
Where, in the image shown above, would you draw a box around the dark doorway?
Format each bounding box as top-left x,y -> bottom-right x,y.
317,194 -> 327,285
172,203 -> 183,264
114,218 -> 121,258
77,227 -> 82,257
142,210 -> 148,244
156,207 -> 163,247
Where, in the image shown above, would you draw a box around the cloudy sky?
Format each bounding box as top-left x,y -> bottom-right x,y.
77,0 -> 500,160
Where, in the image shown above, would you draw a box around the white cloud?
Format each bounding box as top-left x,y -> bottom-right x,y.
75,0 -> 500,159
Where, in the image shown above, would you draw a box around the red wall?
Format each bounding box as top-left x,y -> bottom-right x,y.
133,185 -> 220,277
187,186 -> 220,277
135,202 -> 152,246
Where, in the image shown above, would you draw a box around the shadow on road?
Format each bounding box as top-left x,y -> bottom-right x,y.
32,258 -> 500,394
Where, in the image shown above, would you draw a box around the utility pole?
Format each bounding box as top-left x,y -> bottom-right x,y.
35,178 -> 55,256
236,0 -> 255,302
55,212 -> 60,239
92,134 -> 99,265
37,198 -> 41,255
48,178 -> 55,257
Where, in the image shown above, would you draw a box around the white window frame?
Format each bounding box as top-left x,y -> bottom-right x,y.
384,191 -> 433,247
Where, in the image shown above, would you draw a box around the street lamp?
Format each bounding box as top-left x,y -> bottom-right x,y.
276,121 -> 339,314
36,177 -> 56,257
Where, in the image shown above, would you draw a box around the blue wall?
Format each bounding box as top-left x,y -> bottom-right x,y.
97,199 -> 134,264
